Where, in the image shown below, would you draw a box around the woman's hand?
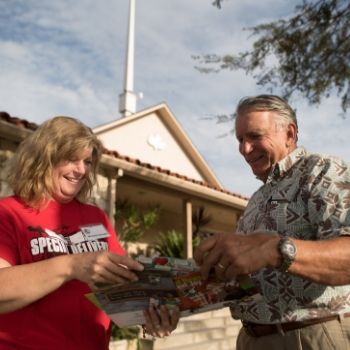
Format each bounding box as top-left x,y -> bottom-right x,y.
69,251 -> 144,288
143,304 -> 179,338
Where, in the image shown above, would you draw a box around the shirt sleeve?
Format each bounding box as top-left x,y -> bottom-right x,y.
99,210 -> 125,256
0,202 -> 19,265
306,156 -> 350,239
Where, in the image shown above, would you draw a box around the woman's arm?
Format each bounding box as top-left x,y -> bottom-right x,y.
0,251 -> 143,313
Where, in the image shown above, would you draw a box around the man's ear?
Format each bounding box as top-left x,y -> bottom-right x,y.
286,123 -> 297,146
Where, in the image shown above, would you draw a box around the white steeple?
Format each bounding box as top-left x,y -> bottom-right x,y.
119,0 -> 137,117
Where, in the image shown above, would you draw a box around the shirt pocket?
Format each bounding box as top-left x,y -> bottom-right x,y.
268,197 -> 290,233
268,194 -> 312,239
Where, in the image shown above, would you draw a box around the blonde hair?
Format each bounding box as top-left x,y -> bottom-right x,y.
7,116 -> 103,207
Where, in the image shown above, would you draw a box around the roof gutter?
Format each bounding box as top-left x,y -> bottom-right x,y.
100,154 -> 248,210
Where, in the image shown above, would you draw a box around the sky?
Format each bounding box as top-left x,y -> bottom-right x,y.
0,0 -> 349,197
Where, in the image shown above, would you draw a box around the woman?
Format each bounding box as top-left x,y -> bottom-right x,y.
0,116 -> 178,349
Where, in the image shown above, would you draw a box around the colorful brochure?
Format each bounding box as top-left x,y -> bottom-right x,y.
86,256 -> 260,327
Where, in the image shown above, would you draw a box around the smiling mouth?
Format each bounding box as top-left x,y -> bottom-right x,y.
64,176 -> 83,183
247,155 -> 263,165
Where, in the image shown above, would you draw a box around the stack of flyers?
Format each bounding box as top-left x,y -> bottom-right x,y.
86,256 -> 261,327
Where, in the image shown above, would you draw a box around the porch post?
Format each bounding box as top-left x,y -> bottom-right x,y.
183,199 -> 193,258
107,168 -> 124,228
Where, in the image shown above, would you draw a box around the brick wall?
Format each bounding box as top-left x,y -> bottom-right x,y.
139,308 -> 241,350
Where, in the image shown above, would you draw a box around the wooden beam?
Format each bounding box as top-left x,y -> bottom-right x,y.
183,199 -> 193,258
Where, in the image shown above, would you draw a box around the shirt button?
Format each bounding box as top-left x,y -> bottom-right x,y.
273,167 -> 280,177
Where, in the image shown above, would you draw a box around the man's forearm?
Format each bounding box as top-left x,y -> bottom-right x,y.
288,236 -> 350,286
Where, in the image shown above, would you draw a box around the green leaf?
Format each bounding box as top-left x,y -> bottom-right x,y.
153,230 -> 200,258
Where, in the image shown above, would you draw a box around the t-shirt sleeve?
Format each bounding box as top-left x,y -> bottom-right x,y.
100,210 -> 125,256
0,203 -> 19,265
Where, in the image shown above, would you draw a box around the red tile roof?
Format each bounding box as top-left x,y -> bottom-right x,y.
0,111 -> 249,200
0,111 -> 37,130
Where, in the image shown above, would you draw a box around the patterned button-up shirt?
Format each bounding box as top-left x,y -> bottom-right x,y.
230,147 -> 350,324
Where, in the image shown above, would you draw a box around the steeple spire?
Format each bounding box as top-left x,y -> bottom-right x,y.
119,0 -> 137,117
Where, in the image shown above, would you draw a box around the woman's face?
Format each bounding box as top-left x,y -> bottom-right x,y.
52,147 -> 93,203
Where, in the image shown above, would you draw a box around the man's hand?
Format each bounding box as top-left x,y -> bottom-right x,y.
194,232 -> 280,280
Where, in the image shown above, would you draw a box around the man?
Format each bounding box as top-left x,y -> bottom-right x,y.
194,95 -> 350,350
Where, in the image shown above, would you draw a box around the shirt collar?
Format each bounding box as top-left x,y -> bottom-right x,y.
265,147 -> 306,183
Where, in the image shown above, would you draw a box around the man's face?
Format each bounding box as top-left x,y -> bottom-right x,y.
235,110 -> 295,182
52,147 -> 93,203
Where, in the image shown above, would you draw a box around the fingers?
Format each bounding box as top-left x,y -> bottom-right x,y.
143,305 -> 179,338
104,256 -> 141,283
72,251 -> 144,287
143,305 -> 162,337
201,234 -> 250,280
159,305 -> 179,336
87,253 -> 136,286
200,248 -> 222,280
195,232 -> 277,281
109,254 -> 144,272
101,254 -> 145,286
94,266 -> 134,286
193,236 -> 217,265
169,306 -> 180,331
194,233 -> 245,280
194,234 -> 225,280
215,259 -> 230,280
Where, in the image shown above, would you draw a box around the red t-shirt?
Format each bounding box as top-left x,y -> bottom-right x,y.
0,196 -> 125,350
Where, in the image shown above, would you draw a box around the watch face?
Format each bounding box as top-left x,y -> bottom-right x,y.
278,237 -> 296,272
286,243 -> 296,255
282,240 -> 296,258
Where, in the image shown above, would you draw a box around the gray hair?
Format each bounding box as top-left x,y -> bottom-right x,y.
235,95 -> 298,137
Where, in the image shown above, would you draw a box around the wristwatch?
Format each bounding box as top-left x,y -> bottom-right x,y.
278,236 -> 297,272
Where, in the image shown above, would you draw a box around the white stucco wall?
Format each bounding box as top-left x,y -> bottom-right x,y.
97,113 -> 204,181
